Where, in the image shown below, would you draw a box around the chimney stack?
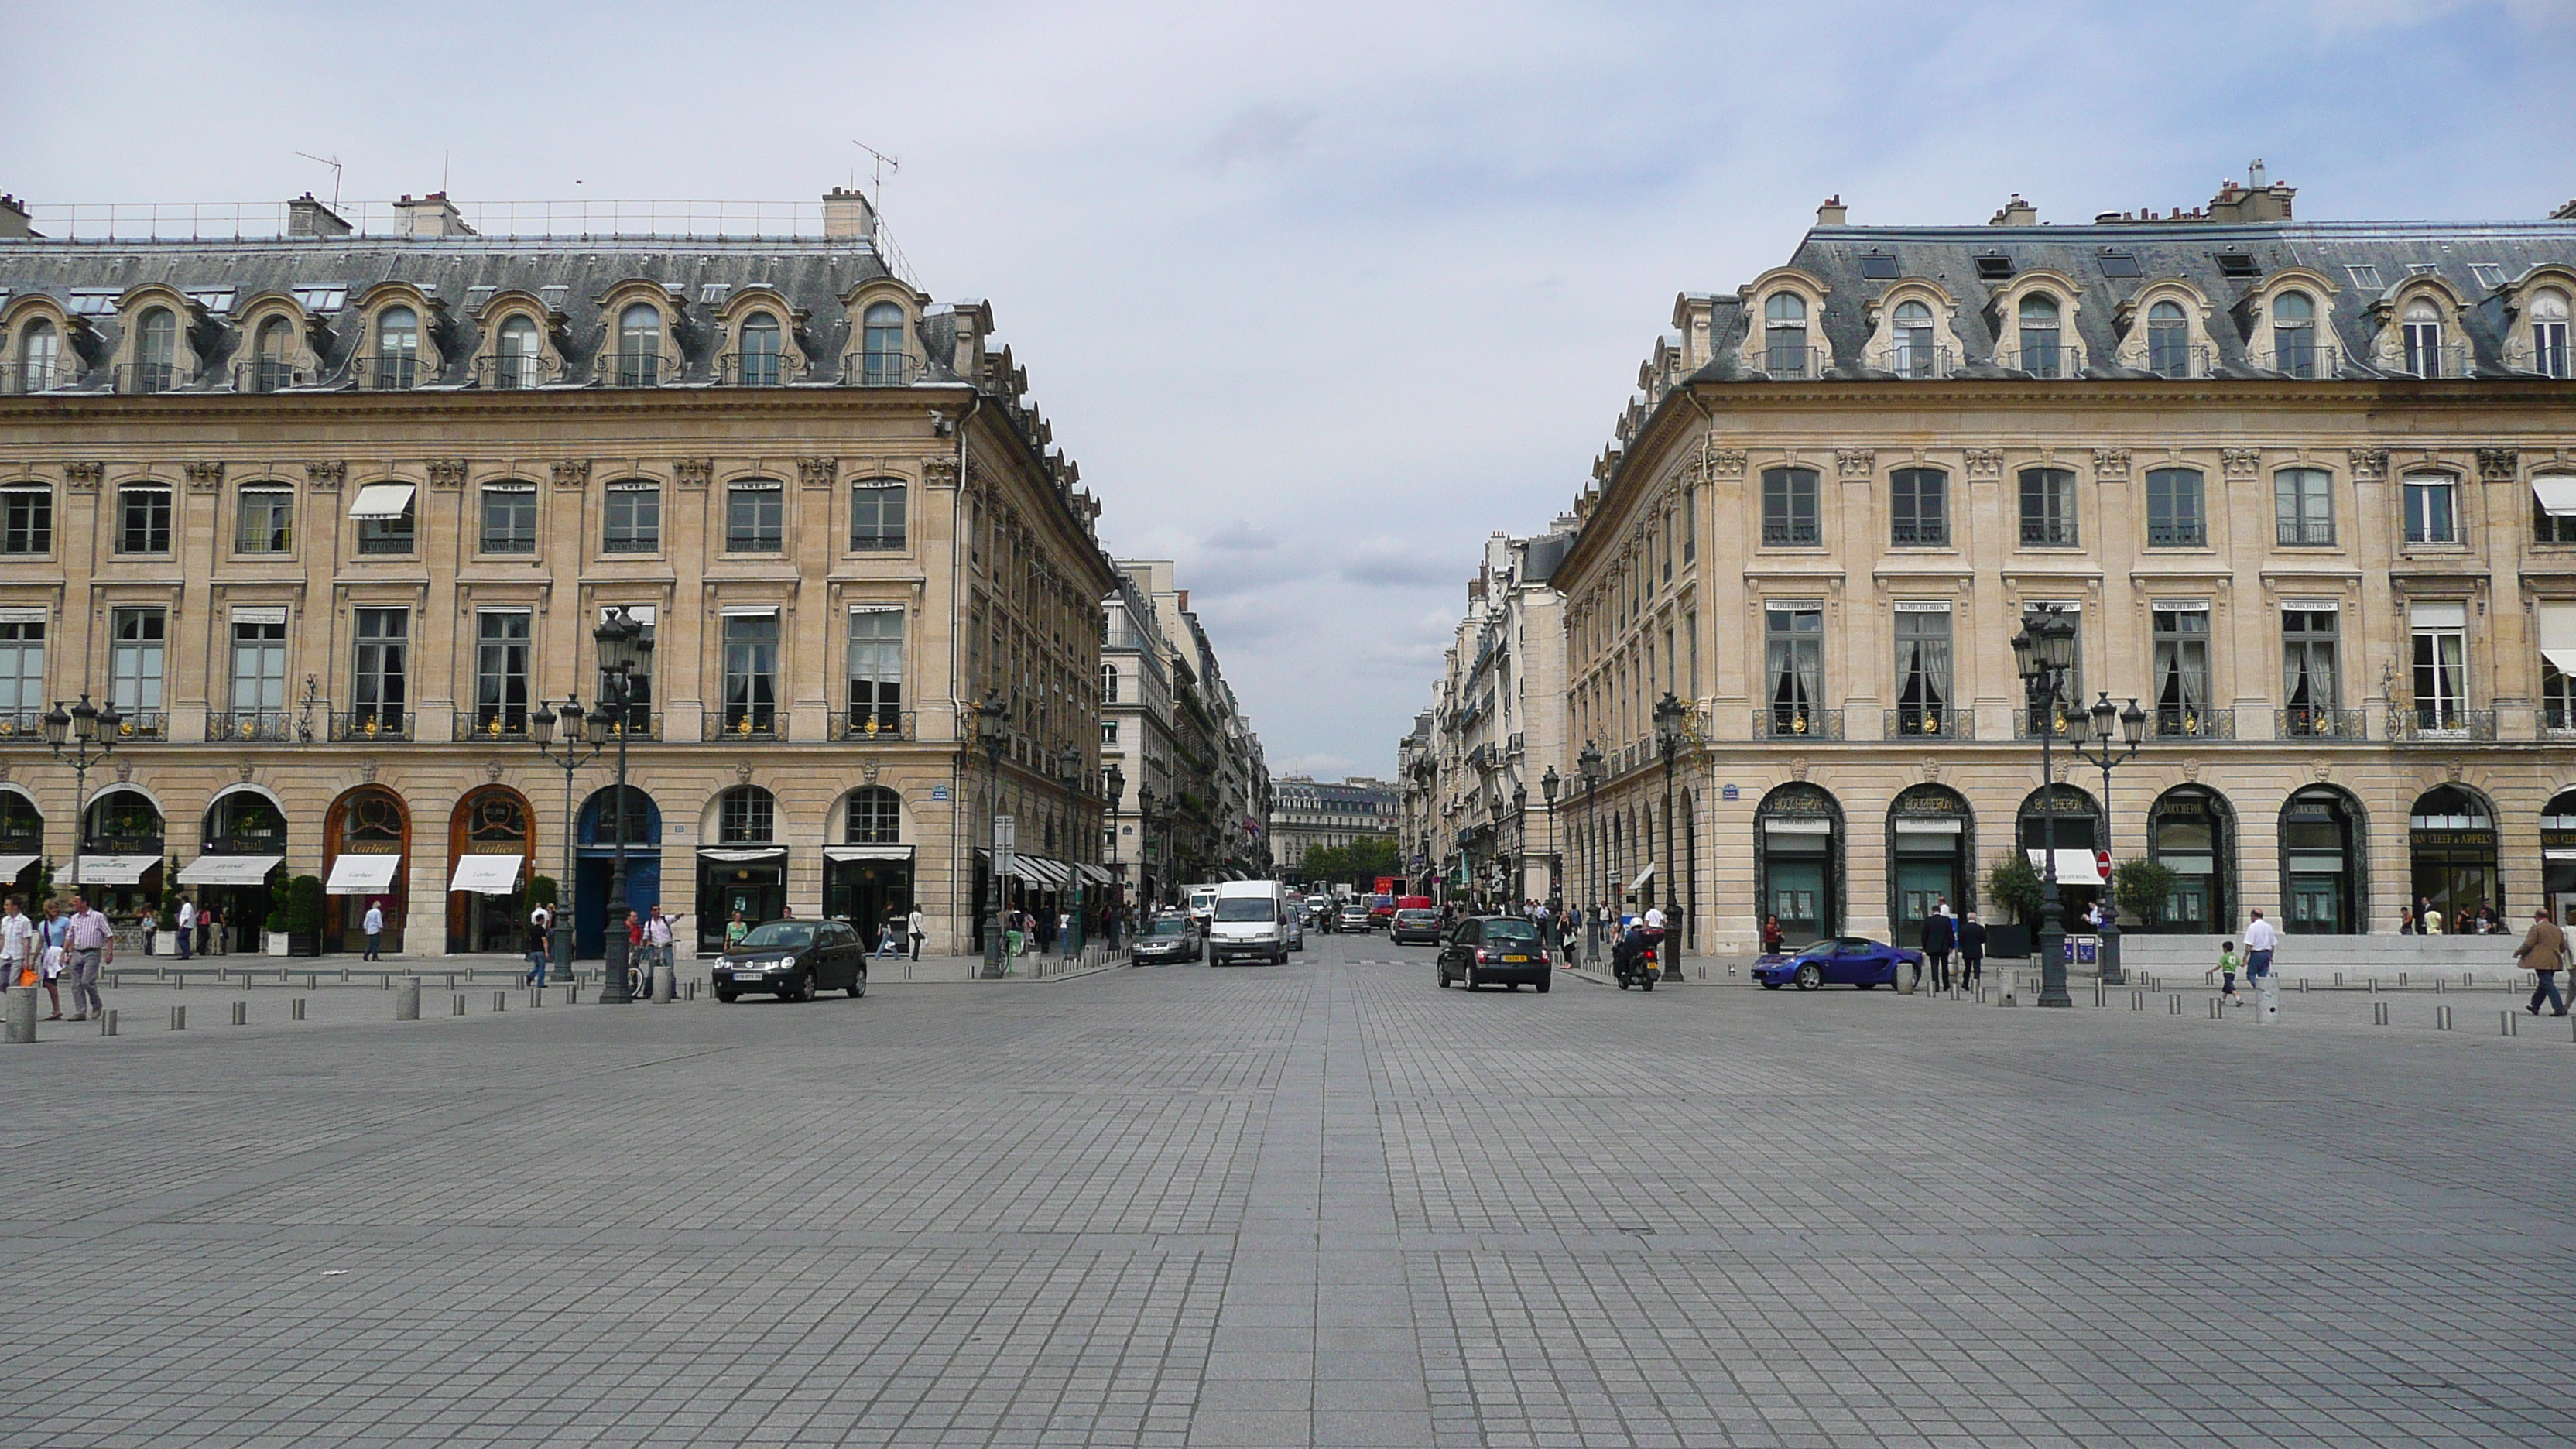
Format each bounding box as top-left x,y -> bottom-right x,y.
1989,194 -> 2039,226
1814,195 -> 1848,226
393,191 -> 474,238
287,192 -> 351,238
823,186 -> 879,242
0,194 -> 31,239
2207,162 -> 2295,224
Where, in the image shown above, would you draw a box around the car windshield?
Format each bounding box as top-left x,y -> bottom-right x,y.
737,922 -> 814,949
1395,910 -> 1436,923
1145,918 -> 1190,938
1482,920 -> 1540,944
1214,899 -> 1274,922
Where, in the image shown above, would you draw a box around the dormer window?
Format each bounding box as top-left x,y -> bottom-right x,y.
860,302 -> 906,385
1891,300 -> 1935,377
739,311 -> 782,386
17,318 -> 59,392
2146,300 -> 2191,377
616,303 -> 662,386
2016,293 -> 2064,376
495,315 -> 541,389
2403,298 -> 2444,376
2272,291 -> 2318,377
1762,293 -> 1807,375
252,317 -> 294,392
133,307 -> 178,392
374,306 -> 419,389
2529,289 -> 2569,378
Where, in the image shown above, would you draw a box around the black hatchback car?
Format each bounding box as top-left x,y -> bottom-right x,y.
714,920 -> 868,1002
1435,916 -> 1552,992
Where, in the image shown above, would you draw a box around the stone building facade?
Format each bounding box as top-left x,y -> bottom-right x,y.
1269,775 -> 1397,881
1555,174 -> 2576,954
0,190 -> 1119,957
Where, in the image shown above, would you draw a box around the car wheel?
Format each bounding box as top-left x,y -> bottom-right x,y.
848,971 -> 867,999
1793,962 -> 1823,992
1464,965 -> 1479,990
1536,977 -> 1550,994
1437,968 -> 1450,988
715,987 -> 738,1003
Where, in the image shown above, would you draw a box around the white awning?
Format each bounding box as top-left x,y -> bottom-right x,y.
347,481 -> 416,519
2533,476 -> 2576,517
1893,818 -> 1962,834
822,844 -> 914,862
325,854 -> 402,895
698,847 -> 785,863
2410,601 -> 2466,629
2026,848 -> 2102,886
178,855 -> 283,886
2540,604 -> 2576,678
1017,858 -> 1069,887
72,855 -> 160,886
1081,863 -> 1118,885
0,854 -> 39,880
2287,854 -> 2347,873
1628,862 -> 1655,893
1763,818 -> 1833,835
2546,848 -> 2576,862
447,854 -> 524,895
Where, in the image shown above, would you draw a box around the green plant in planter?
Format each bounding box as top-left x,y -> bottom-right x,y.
2112,858 -> 2179,929
1985,853 -> 2043,925
285,875 -> 325,933
527,873 -> 558,909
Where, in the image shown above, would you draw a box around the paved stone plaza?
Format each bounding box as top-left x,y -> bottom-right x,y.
2,935 -> 2570,1449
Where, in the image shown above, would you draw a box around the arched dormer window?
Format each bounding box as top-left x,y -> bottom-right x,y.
738,312 -> 782,386
2531,289 -> 2571,378
615,302 -> 663,386
2271,291 -> 2318,377
1864,283 -> 1964,378
2403,297 -> 2444,377
1102,662 -> 1120,704
2147,300 -> 2191,377
495,315 -> 541,389
1891,300 -> 1935,377
134,307 -> 178,392
16,317 -> 60,392
1762,293 -> 1808,375
859,301 -> 907,385
2016,293 -> 2064,376
373,305 -> 419,389
252,317 -> 295,392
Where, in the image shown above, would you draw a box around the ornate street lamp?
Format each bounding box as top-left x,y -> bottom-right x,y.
2013,605 -> 2080,1007
1653,692 -> 1687,975
1136,783 -> 1159,909
591,608 -> 652,1003
2071,691 -> 2151,985
46,692 -> 122,894
977,692 -> 1010,979
1539,765 -> 1560,906
1101,762 -> 1125,946
1057,743 -> 1087,955
529,694 -> 598,981
1577,739 -> 1604,961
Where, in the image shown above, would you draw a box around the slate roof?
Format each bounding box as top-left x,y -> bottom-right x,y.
0,234 -> 973,390
1694,219 -> 2576,382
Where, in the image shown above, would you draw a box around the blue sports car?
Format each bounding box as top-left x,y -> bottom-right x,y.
1753,936 -> 1925,990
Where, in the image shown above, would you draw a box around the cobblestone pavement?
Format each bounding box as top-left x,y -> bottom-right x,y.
2,935 -> 2569,1448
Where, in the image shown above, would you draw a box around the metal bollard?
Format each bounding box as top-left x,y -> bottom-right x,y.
2368,978 -> 2377,994
101,1009 -> 116,1036
2373,1001 -> 2390,1026
489,990 -> 503,1012
2131,989 -> 2144,1011
452,993 -> 464,1016
2400,972 -> 2409,988
2299,978 -> 2308,993
529,987 -> 543,1008
2437,1005 -> 2454,1031
5,985 -> 36,1043
292,997 -> 307,1021
2208,998 -> 2221,1019
2169,994 -> 2182,1015
171,1005 -> 186,1031
569,981 -> 581,1004
2437,978 -> 2445,995
2501,1011 -> 2519,1037
231,1001 -> 247,1026
395,979 -> 420,1021
2334,971 -> 2345,988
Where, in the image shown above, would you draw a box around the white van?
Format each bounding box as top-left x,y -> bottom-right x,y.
1184,884 -> 1219,931
1208,880 -> 1290,966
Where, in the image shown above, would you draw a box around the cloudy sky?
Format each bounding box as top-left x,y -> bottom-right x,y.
15,0 -> 2570,779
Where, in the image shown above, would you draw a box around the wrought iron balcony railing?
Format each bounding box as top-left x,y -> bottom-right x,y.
2,362 -> 69,394
605,350 -> 664,388
2256,343 -> 2339,379
2276,706 -> 2363,740
2153,705 -> 2232,739
841,351 -> 920,387
330,710 -> 411,742
718,350 -> 801,388
1886,706 -> 1971,740
2388,706 -> 2496,742
355,352 -> 423,391
704,710 -> 788,742
1754,707 -> 1841,740
205,711 -> 295,742
454,711 -> 533,742
104,710 -> 168,742
1872,344 -> 1955,379
0,708 -> 47,742
475,352 -> 564,390
115,361 -> 194,394
830,708 -> 912,742
1999,341 -> 2086,378
233,358 -> 313,393
1752,345 -> 1831,379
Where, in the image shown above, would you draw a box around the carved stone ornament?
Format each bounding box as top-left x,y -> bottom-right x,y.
1920,759 -> 1941,783
798,457 -> 840,489
2314,760 -> 2331,783
115,762 -> 133,783
735,760 -> 755,784
63,461 -> 104,492
305,460 -> 346,491
2221,447 -> 2261,479
2181,759 -> 2201,782
550,460 -> 591,490
860,757 -> 882,784
0,763 -> 10,783
921,455 -> 960,489
1707,448 -> 1748,480
675,457 -> 712,490
485,762 -> 504,784
2447,762 -> 2465,784
2478,447 -> 2519,482
1835,448 -> 1875,480
2091,447 -> 2130,480
427,458 -> 469,491
1789,757 -> 1809,782
183,461 -> 226,492
1964,448 -> 2004,481
361,758 -> 379,783
2349,447 -> 2389,481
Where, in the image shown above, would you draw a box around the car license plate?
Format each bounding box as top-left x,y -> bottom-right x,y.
730,968 -> 762,978
1502,955 -> 1530,964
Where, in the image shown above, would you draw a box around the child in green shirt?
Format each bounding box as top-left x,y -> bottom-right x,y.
2207,940 -> 2241,1003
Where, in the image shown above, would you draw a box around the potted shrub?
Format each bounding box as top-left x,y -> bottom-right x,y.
285,874 -> 325,957
1984,852 -> 2043,960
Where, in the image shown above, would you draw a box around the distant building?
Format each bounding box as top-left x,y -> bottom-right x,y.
1112,561 -> 1268,888
1270,775 -> 1398,882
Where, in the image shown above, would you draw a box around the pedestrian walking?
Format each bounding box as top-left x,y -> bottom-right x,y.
361,899 -> 385,961
1921,907 -> 1956,992
2424,903 -> 2446,934
63,891 -> 112,1023
725,909 -> 750,951
908,903 -> 926,961
200,906 -> 220,956
140,906 -> 159,957
2,896 -> 32,992
2242,909 -> 2280,1023
875,916 -> 903,957
174,895 -> 196,960
645,906 -> 676,985
2206,939 -> 2242,1005
523,905 -> 551,987
35,900 -> 67,1019
1762,915 -> 1785,957
2398,907 -> 2419,935
1957,911 -> 1986,987
2514,906 -> 2570,1016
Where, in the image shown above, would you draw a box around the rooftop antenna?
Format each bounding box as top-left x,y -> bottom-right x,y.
294,150 -> 344,209
850,140 -> 900,207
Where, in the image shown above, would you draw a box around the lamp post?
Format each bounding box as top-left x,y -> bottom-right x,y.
43,693 -> 123,894
1136,783 -> 1159,909
1057,744 -> 1086,956
1539,765 -> 1560,905
1101,762 -> 1125,947
1653,692 -> 1686,977
1577,740 -> 1603,961
2070,692 -> 2150,986
529,694 -> 597,980
2012,606 -> 2080,1008
1510,780 -> 1529,907
976,692 -> 1009,979
591,607 -> 652,1004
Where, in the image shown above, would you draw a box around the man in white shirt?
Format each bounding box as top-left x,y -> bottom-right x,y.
907,905 -> 927,961
361,901 -> 385,961
645,906 -> 677,988
1,896 -> 32,989
174,896 -> 197,961
2242,909 -> 2280,1023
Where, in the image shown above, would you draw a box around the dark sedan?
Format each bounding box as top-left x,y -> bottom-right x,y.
1131,914 -> 1202,964
715,920 -> 868,1002
1435,916 -> 1552,992
1752,936 -> 1923,991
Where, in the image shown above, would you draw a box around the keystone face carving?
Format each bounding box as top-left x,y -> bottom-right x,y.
1706,448 -> 1748,480
550,460 -> 591,490
427,458 -> 469,490
63,461 -> 104,492
2091,447 -> 2130,480
304,461 -> 345,490
2348,447 -> 2389,481
183,461 -> 226,492
674,457 -> 712,490
1964,448 -> 2003,481
921,455 -> 960,489
798,457 -> 840,489
1835,449 -> 1875,479
2478,447 -> 2519,482
2221,448 -> 2261,478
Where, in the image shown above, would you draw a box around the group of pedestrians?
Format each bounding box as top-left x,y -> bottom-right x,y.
1,892 -> 111,1022
139,896 -> 224,957
1913,900 -> 1987,989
